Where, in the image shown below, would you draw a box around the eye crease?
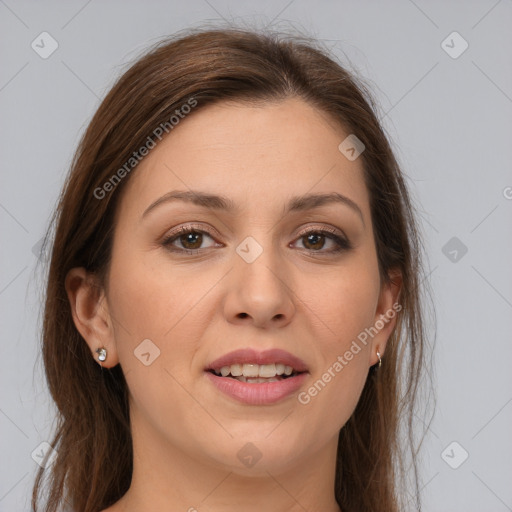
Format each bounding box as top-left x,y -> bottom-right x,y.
160,224 -> 353,256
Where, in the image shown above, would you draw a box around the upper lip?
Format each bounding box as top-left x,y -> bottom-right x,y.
205,348 -> 309,373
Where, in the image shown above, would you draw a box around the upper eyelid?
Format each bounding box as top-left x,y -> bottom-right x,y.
161,224 -> 349,251
295,224 -> 346,238
162,223 -> 347,241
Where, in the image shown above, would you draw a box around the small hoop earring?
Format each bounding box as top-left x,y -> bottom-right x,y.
376,351 -> 382,368
95,347 -> 107,362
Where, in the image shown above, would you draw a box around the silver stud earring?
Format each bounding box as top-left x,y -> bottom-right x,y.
95,347 -> 107,362
376,351 -> 382,368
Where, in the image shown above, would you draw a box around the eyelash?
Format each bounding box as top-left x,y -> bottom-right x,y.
161,224 -> 352,256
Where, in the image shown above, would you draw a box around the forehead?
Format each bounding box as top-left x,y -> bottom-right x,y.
118,98 -> 370,220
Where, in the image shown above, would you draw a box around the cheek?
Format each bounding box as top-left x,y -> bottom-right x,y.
107,247 -> 215,340
106,245 -> 229,394
302,262 -> 379,349
293,262 -> 378,428
105,251 -> 217,449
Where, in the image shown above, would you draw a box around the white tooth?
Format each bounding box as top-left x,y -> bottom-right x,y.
259,363 -> 277,378
230,364 -> 243,376
284,365 -> 293,376
246,377 -> 260,383
242,363 -> 259,377
220,366 -> 231,377
237,376 -> 247,382
275,363 -> 285,375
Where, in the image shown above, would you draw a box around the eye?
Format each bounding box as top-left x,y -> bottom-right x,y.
161,225 -> 220,254
292,227 -> 352,254
161,224 -> 352,256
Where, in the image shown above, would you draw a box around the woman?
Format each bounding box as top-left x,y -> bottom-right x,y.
32,26 -> 433,512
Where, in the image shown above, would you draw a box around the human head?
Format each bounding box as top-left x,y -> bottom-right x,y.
33,27 -> 430,512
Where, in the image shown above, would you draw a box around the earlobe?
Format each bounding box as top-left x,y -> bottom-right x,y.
64,267 -> 119,368
370,268 -> 402,366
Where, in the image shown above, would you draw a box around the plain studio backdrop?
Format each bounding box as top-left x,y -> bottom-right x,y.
1,1 -> 511,511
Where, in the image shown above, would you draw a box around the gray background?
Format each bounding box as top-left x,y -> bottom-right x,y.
1,1 -> 511,511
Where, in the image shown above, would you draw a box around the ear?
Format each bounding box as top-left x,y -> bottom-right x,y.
65,267 -> 119,368
369,268 -> 402,366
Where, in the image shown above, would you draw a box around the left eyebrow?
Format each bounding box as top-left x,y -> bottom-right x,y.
286,192 -> 365,226
141,190 -> 365,226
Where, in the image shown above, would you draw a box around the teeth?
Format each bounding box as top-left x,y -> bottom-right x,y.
259,363 -> 276,378
213,363 -> 297,378
243,363 -> 259,377
230,364 -> 243,376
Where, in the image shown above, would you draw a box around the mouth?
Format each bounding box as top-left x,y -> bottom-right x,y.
204,348 -> 309,405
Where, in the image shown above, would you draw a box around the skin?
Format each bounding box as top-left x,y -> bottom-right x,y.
66,97 -> 401,512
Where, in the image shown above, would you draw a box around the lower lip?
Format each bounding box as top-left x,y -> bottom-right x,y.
204,371 -> 308,405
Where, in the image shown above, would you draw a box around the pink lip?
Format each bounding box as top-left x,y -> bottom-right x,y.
204,348 -> 309,405
205,348 -> 309,372
204,371 -> 309,405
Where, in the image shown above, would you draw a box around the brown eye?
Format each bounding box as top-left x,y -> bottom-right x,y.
162,226 -> 219,253
293,229 -> 352,254
178,231 -> 203,250
302,232 -> 326,251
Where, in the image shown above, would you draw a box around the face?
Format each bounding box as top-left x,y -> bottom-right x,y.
69,97 -> 399,477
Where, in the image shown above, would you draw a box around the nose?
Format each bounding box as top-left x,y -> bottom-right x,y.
222,243 -> 296,329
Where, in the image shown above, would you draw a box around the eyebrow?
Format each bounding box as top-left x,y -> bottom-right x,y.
142,190 -> 365,225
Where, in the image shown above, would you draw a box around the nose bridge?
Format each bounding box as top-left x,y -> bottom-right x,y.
224,232 -> 295,327
239,238 -> 286,290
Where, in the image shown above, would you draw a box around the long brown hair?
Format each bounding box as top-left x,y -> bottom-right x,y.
33,25 -> 434,512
